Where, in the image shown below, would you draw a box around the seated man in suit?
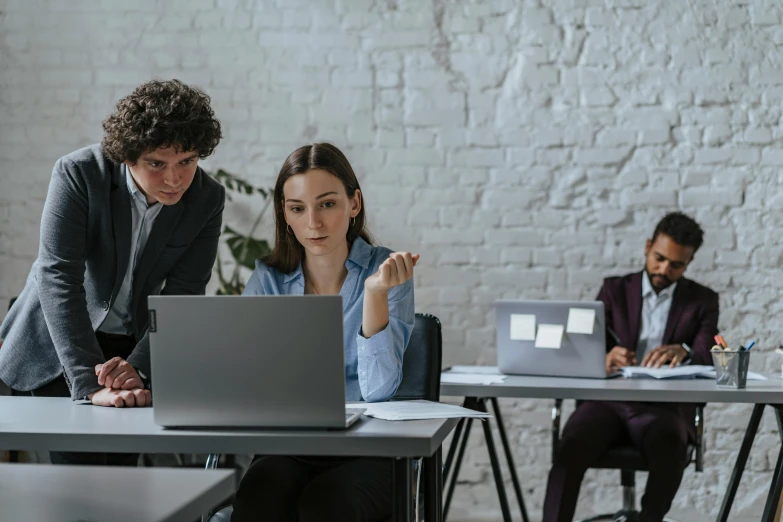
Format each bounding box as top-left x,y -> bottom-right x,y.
543,212 -> 719,522
0,79 -> 225,464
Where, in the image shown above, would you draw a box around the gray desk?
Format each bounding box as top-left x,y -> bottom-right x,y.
0,396 -> 458,522
441,374 -> 783,522
0,463 -> 234,522
443,374 -> 783,404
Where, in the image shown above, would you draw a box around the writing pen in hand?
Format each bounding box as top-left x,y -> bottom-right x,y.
607,326 -> 622,346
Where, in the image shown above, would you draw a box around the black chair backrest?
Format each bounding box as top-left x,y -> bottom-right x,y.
392,313 -> 442,402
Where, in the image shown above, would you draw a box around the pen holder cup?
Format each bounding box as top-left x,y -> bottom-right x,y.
711,351 -> 751,389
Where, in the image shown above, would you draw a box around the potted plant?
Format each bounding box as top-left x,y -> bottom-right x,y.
211,169 -> 274,295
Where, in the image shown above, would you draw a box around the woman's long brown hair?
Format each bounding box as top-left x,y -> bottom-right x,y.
263,143 -> 373,274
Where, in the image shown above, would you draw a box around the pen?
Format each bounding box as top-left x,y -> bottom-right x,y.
607,326 -> 622,346
745,341 -> 756,351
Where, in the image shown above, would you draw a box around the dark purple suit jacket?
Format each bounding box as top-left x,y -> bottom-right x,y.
596,271 -> 719,441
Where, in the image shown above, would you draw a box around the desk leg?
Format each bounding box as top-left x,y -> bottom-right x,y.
490,397 -> 530,522
761,407 -> 783,522
444,396 -> 478,520
205,454 -> 219,470
716,403 -> 765,522
762,436 -> 783,522
477,398 -> 513,522
424,448 -> 444,522
443,413 -> 469,485
200,455 -> 222,522
393,457 -> 413,522
444,416 -> 473,520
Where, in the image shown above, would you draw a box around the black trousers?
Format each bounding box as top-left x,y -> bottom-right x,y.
19,331 -> 139,466
231,455 -> 393,522
543,401 -> 689,522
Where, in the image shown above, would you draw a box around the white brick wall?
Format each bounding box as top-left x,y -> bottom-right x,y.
1,0 -> 783,519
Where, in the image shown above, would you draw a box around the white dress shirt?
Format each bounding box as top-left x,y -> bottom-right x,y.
636,271 -> 677,361
98,167 -> 163,335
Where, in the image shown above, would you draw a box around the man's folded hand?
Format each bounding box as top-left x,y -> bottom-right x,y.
87,387 -> 152,408
95,357 -> 143,390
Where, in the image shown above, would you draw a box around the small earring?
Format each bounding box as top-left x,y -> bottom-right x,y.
287,224 -> 293,234
351,217 -> 356,227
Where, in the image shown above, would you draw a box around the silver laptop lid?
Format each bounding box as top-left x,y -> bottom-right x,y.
148,295 -> 347,428
496,299 -> 607,379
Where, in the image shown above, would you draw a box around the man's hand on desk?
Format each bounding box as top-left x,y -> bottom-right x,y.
640,344 -> 688,368
95,357 -> 143,390
88,388 -> 152,408
606,346 -> 636,372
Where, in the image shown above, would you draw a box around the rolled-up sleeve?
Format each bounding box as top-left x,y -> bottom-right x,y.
356,278 -> 414,402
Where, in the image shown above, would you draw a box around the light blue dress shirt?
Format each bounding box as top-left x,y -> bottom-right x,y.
637,271 -> 677,361
99,166 -> 163,335
242,237 -> 415,402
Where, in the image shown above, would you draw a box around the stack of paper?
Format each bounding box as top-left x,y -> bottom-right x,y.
360,400 -> 492,421
440,366 -> 506,385
621,365 -> 768,381
441,365 -> 507,385
621,365 -> 715,379
448,365 -> 501,374
441,373 -> 507,385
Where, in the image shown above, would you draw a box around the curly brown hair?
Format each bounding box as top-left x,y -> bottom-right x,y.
101,79 -> 222,164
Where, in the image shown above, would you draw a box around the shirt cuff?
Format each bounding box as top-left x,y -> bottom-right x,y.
357,322 -> 393,355
680,343 -> 692,364
64,367 -> 103,402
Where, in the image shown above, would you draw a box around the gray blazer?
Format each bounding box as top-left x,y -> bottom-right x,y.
0,145 -> 225,400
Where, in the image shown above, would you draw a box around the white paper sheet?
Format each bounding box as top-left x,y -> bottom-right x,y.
358,400 -> 492,421
620,365 -> 768,381
440,373 -> 507,385
447,365 -> 501,374
621,365 -> 714,379
566,308 -> 596,335
510,314 -> 536,341
535,324 -> 564,349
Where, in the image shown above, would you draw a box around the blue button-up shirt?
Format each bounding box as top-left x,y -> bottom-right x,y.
637,271 -> 678,361
242,237 -> 415,402
99,165 -> 163,335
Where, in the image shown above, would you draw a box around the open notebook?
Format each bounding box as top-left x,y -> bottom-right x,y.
621,365 -> 767,380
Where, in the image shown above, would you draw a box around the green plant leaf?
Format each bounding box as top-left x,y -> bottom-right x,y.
224,225 -> 271,270
212,168 -> 270,199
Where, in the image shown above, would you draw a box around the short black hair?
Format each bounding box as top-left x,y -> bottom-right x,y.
101,79 -> 222,164
651,212 -> 704,253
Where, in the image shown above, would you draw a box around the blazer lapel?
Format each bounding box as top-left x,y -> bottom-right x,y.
110,165 -> 131,296
131,201 -> 184,312
663,279 -> 688,344
626,272 -> 643,352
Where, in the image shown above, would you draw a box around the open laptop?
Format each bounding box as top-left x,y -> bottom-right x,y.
148,295 -> 364,429
496,299 -> 615,379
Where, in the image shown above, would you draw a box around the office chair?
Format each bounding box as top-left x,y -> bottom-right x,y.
551,399 -> 705,522
206,313 -> 443,522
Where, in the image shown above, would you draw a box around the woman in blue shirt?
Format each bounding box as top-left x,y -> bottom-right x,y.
231,142 -> 417,522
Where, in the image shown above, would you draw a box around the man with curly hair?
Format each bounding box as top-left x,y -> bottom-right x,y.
543,212 -> 719,522
0,79 -> 224,464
